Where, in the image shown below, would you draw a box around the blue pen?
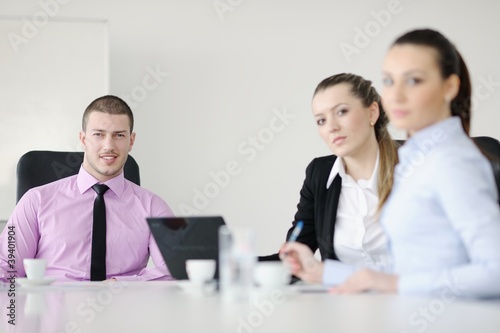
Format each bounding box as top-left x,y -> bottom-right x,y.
288,220 -> 304,242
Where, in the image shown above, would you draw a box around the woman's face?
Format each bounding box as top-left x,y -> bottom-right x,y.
381,44 -> 458,135
312,83 -> 379,158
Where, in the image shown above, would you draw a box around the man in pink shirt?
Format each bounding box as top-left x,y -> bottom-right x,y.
0,95 -> 174,281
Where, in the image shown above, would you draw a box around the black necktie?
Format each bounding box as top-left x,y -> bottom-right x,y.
90,184 -> 109,281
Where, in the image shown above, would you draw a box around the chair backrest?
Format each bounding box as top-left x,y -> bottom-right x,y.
16,151 -> 141,203
472,136 -> 500,204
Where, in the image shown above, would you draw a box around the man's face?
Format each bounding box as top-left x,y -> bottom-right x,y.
79,111 -> 136,182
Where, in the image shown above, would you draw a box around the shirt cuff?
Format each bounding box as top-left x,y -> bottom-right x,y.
111,270 -> 174,282
322,259 -> 357,286
112,275 -> 140,282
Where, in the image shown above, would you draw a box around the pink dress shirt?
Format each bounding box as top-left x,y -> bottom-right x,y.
0,166 -> 174,281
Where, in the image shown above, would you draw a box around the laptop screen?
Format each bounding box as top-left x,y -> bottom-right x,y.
146,216 -> 225,280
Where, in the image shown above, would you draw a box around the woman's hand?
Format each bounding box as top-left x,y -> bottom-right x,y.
330,269 -> 398,294
279,242 -> 324,284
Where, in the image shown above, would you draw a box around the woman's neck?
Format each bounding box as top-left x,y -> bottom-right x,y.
342,136 -> 379,182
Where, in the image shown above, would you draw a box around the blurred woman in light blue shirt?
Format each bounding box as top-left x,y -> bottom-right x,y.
281,28 -> 500,298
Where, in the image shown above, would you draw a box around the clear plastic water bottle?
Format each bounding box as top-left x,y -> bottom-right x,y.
218,225 -> 233,294
218,225 -> 256,302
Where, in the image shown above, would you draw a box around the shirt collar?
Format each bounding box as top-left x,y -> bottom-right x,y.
326,155 -> 346,189
326,149 -> 379,192
77,165 -> 126,197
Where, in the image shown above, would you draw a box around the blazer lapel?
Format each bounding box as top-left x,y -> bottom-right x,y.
322,174 -> 342,260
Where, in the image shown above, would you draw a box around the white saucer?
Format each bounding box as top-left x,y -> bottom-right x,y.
176,280 -> 216,294
17,277 -> 55,287
176,280 -> 203,291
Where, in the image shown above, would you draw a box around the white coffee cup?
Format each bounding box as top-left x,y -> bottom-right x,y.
24,259 -> 47,280
254,262 -> 291,288
186,259 -> 216,285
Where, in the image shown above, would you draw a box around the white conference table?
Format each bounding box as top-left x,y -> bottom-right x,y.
2,280 -> 500,333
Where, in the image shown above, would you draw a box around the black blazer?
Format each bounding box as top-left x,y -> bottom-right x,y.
260,155 -> 342,261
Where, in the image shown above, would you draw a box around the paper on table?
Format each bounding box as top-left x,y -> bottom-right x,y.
292,283 -> 331,293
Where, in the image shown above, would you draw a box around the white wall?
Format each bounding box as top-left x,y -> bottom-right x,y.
0,17 -> 108,217
1,0 -> 499,256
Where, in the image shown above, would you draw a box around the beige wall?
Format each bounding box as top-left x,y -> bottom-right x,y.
1,0 -> 499,255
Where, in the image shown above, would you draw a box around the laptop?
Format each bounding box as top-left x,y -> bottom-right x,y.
146,216 -> 226,280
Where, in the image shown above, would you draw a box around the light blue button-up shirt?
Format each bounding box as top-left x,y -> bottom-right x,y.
323,117 -> 500,298
382,116 -> 500,298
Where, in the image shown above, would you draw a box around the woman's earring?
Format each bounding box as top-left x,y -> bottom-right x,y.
370,122 -> 375,126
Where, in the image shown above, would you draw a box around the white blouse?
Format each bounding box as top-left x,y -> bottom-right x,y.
323,151 -> 391,285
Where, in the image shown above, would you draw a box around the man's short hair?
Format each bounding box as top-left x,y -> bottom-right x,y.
82,95 -> 134,133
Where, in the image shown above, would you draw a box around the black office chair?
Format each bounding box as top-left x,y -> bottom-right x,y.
16,151 -> 141,202
472,136 -> 500,204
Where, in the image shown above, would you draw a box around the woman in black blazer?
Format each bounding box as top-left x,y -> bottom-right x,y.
261,73 -> 398,284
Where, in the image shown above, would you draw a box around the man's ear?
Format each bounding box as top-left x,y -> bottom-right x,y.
129,132 -> 136,152
79,131 -> 86,147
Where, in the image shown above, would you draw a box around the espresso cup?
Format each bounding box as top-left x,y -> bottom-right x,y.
254,262 -> 291,288
23,259 -> 47,280
186,259 -> 216,285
